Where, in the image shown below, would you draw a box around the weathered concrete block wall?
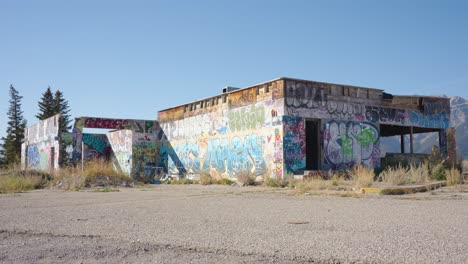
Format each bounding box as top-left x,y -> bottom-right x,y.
159,80 -> 285,179
21,114 -> 61,171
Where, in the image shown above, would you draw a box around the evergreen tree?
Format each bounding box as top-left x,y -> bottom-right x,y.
53,90 -> 72,165
53,90 -> 72,130
1,85 -> 26,164
35,86 -> 55,120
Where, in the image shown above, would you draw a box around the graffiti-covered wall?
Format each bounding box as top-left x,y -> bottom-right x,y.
282,79 -> 450,173
284,80 -> 450,129
21,114 -> 61,171
323,120 -> 380,170
71,117 -> 165,180
159,80 -> 285,179
82,133 -> 111,160
108,130 -> 133,175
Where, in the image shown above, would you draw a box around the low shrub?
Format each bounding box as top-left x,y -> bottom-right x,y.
171,178 -> 196,184
236,171 -> 256,186
199,172 -> 213,185
215,177 -> 235,185
264,176 -> 289,188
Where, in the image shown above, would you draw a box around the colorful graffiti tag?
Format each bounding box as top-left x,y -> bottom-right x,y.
323,120 -> 380,170
160,99 -> 285,178
82,134 -> 111,160
283,116 -> 306,174
284,80 -> 450,129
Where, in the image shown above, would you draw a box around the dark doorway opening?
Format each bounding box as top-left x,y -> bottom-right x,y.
305,120 -> 320,170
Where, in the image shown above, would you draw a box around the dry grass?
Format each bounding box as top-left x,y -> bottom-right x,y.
295,177 -> 329,192
199,172 -> 234,185
379,165 -> 408,186
264,176 -> 290,188
236,171 -> 256,186
445,168 -> 462,186
170,178 -> 196,184
52,159 -> 132,190
0,165 -> 48,194
408,164 -> 430,184
350,165 -> 374,188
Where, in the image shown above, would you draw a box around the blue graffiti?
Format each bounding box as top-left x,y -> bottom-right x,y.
27,145 -> 40,169
169,134 -> 267,177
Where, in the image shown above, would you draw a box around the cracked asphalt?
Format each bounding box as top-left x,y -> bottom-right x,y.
1,185 -> 467,263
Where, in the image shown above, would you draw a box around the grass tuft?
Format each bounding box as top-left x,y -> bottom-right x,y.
445,167 -> 461,186
351,165 -> 374,188
378,164 -> 408,186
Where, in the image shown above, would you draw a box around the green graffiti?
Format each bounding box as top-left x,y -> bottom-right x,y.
341,133 -> 353,155
356,128 -> 377,147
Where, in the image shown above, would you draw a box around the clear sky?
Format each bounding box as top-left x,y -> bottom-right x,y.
1,0 -> 467,137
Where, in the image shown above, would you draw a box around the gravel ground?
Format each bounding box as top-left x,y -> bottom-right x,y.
0,185 -> 467,263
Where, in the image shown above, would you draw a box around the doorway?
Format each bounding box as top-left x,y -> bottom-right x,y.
305,120 -> 320,170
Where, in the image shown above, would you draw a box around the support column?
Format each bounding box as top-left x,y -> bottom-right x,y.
410,126 -> 414,154
400,134 -> 405,153
438,130 -> 443,149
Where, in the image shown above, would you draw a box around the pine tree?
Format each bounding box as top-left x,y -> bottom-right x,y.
53,90 -> 72,130
53,90 -> 72,165
1,85 -> 26,165
35,86 -> 55,120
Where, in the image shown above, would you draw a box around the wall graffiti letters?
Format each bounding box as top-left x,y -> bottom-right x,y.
323,120 -> 380,170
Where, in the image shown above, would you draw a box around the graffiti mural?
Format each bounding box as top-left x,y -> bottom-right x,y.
283,116 -> 306,174
22,114 -> 61,171
71,117 -> 161,169
161,99 -> 285,179
323,120 -> 380,170
82,134 -> 111,160
284,80 -> 450,129
107,130 -> 133,175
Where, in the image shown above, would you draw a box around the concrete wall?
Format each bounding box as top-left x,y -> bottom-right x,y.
107,130 -> 133,175
159,80 -> 285,179
21,114 -> 61,171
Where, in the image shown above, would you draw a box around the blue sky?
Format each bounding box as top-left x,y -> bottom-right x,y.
1,0 -> 467,137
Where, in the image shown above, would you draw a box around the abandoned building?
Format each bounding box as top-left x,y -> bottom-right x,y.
21,77 -> 456,180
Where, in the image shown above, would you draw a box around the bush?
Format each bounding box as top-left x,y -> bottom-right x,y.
171,178 -> 195,184
351,165 -> 374,188
236,171 -> 256,186
199,172 -> 213,185
264,176 -> 289,188
215,177 -> 235,185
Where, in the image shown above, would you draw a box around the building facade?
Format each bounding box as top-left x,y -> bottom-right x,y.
22,77 -> 455,181
158,77 -> 454,179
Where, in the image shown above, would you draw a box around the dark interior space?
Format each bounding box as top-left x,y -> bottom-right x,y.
306,120 -> 320,170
